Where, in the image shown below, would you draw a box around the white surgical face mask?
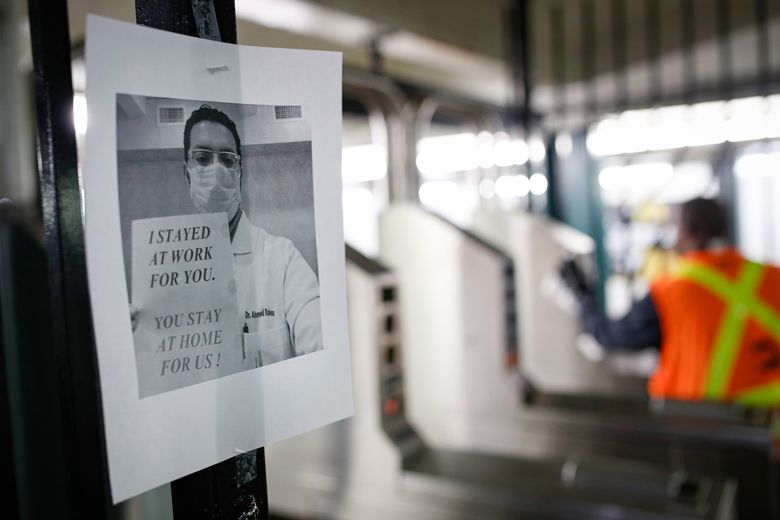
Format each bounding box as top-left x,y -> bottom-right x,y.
188,162 -> 241,220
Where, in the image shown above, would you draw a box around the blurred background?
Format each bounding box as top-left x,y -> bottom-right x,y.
2,0 -> 780,518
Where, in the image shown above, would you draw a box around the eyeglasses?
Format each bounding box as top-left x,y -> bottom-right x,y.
188,148 -> 241,169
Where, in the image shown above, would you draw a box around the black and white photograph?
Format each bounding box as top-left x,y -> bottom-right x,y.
117,94 -> 323,397
84,16 -> 350,503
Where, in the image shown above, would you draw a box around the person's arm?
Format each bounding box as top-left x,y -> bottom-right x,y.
283,245 -> 323,356
559,259 -> 661,351
578,293 -> 661,351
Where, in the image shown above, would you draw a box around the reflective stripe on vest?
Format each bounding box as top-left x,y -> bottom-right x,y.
676,261 -> 780,404
736,381 -> 780,406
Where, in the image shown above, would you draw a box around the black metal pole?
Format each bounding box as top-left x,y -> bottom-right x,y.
0,216 -> 73,518
550,2 -> 566,124
680,0 -> 697,105
134,1 -> 269,518
716,0 -> 733,100
645,0 -> 662,107
611,0 -> 628,113
581,0 -> 597,119
0,237 -> 20,520
755,0 -> 770,97
507,0 -> 535,212
544,1 -> 567,217
27,0 -> 116,518
509,0 -> 533,133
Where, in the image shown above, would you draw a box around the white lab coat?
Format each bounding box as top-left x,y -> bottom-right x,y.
232,213 -> 322,367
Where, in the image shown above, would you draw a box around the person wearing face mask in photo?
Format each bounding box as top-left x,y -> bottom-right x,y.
137,104 -> 323,367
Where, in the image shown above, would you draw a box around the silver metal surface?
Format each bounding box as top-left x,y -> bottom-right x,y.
265,210 -> 772,519
470,208 -> 648,396
267,249 -> 416,519
380,204 -> 524,454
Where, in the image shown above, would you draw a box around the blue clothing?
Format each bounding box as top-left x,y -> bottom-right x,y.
579,293 -> 662,351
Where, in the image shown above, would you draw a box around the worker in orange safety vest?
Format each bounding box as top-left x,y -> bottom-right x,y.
561,198 -> 780,406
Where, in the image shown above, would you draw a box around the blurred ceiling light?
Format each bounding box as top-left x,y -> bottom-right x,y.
589,95 -> 780,156
770,95 -> 780,138
342,187 -> 378,256
529,173 -> 548,195
656,161 -> 714,204
495,174 -> 530,199
417,132 -> 531,177
477,131 -> 495,169
599,162 -> 674,191
685,101 -> 728,147
528,135 -> 546,163
493,138 -> 529,167
586,117 -> 620,156
478,178 -> 496,199
342,144 -> 387,183
73,93 -> 87,135
555,132 -> 573,157
735,152 -> 780,179
416,132 -> 479,177
598,167 -> 622,190
727,97 -> 773,143
494,175 -> 514,199
71,58 -> 86,92
646,105 -> 687,151
418,180 -> 461,207
618,110 -> 652,154
342,187 -> 375,212
235,0 -> 375,47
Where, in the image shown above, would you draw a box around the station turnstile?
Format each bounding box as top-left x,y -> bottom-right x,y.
379,204 -> 522,453
471,208 -> 649,397
264,242 -> 742,519
376,204 -> 774,518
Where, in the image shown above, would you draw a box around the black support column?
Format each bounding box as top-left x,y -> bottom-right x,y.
28,0 -> 116,517
27,0 -> 267,517
134,1 -> 268,517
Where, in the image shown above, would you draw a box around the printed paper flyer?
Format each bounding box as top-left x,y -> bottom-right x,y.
84,16 -> 353,503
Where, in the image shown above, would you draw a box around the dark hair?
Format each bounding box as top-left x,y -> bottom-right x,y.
679,198 -> 727,245
183,104 -> 242,161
